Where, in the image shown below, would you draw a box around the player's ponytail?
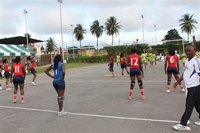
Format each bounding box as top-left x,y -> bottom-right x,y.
53,54 -> 62,70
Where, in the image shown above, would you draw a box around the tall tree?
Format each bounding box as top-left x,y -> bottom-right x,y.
104,16 -> 122,45
90,20 -> 104,55
45,37 -> 57,54
162,29 -> 182,41
179,13 -> 198,41
73,24 -> 86,48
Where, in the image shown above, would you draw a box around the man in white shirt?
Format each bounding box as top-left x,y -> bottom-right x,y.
173,45 -> 200,131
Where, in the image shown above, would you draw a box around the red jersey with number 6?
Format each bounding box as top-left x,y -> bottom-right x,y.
128,54 -> 140,68
167,55 -> 177,67
13,63 -> 23,76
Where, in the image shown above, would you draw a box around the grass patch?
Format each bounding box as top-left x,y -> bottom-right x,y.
0,62 -> 105,80
37,62 -> 104,73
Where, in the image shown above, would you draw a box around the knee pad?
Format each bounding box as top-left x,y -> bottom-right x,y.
57,96 -> 64,101
168,79 -> 171,82
138,80 -> 143,86
131,81 -> 135,87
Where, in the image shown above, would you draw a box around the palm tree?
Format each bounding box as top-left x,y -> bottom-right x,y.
104,16 -> 122,45
90,20 -> 104,55
45,37 -> 57,54
179,13 -> 198,41
73,24 -> 86,48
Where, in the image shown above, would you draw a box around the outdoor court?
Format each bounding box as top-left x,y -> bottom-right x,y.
0,61 -> 199,133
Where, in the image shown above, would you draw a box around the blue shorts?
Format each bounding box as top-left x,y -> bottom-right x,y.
130,68 -> 141,77
4,71 -> 10,78
167,67 -> 178,74
53,80 -> 65,90
13,76 -> 24,84
30,68 -> 36,74
121,63 -> 127,69
109,63 -> 114,72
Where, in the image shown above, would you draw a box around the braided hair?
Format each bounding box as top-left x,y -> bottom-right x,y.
53,54 -> 62,70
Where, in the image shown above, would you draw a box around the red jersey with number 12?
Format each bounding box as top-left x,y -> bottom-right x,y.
167,55 -> 177,67
128,54 -> 140,68
13,63 -> 23,76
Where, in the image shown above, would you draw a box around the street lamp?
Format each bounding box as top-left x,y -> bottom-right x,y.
23,9 -> 29,49
70,24 -> 74,59
141,14 -> 144,43
57,0 -> 65,62
154,24 -> 156,45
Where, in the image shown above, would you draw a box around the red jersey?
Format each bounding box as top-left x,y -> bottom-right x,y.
129,54 -> 140,68
13,62 -> 23,76
120,57 -> 125,63
167,55 -> 177,67
3,63 -> 9,71
109,56 -> 113,63
30,60 -> 35,68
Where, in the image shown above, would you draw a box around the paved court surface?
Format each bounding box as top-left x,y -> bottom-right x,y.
0,61 -> 200,133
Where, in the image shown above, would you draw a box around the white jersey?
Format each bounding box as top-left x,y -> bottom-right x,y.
183,56 -> 200,88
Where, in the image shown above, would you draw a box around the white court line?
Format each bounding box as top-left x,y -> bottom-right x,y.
66,81 -> 168,83
0,106 -> 179,123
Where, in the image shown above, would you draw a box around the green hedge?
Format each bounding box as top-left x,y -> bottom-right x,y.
67,55 -> 109,63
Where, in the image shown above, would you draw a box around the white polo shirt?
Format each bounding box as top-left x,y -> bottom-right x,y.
183,56 -> 200,88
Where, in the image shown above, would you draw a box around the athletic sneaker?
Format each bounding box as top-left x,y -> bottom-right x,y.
6,88 -> 11,90
21,100 -> 25,104
31,82 -> 36,86
58,109 -> 67,116
141,95 -> 146,100
13,99 -> 17,103
181,89 -> 185,93
166,89 -> 170,93
128,96 -> 132,100
173,124 -> 191,131
194,120 -> 200,126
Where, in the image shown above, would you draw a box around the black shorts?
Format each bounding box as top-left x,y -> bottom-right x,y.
13,76 -> 24,84
30,68 -> 36,74
130,68 -> 141,77
167,67 -> 178,74
4,71 -> 10,78
121,63 -> 127,69
109,63 -> 114,72
53,80 -> 65,90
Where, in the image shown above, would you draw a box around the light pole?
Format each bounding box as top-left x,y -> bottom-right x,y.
141,14 -> 144,43
57,0 -> 65,62
70,24 -> 74,59
154,24 -> 156,45
23,9 -> 29,49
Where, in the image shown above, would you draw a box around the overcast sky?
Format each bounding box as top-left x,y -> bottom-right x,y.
0,0 -> 200,48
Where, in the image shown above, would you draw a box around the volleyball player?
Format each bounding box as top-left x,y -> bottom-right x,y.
3,59 -> 11,90
44,54 -> 67,116
127,46 -> 146,100
164,49 -> 185,93
10,56 -> 26,103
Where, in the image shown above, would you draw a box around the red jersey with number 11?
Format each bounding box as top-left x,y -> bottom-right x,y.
128,54 -> 140,68
167,55 -> 177,67
13,63 -> 23,76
